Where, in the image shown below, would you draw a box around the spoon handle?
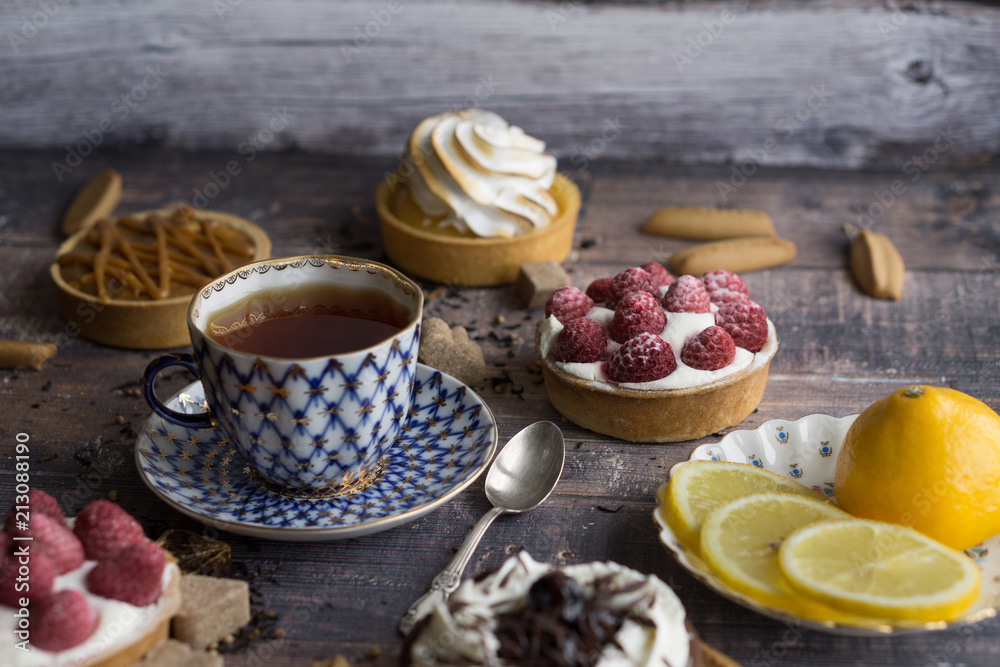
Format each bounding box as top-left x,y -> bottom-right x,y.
398,505 -> 506,635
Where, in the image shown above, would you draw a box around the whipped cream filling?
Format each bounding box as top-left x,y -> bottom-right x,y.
405,109 -> 558,238
540,308 -> 776,391
0,561 -> 177,667
407,552 -> 691,667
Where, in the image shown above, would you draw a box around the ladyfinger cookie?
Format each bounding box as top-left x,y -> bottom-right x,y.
0,340 -> 57,371
669,237 -> 796,275
61,168 -> 122,236
850,228 -> 905,300
643,207 -> 776,240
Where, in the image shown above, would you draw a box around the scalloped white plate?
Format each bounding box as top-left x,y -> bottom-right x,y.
653,413 -> 1000,636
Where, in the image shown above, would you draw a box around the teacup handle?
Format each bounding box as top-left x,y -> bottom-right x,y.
142,353 -> 215,430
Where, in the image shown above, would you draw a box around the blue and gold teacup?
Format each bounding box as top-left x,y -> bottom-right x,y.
143,255 -> 423,494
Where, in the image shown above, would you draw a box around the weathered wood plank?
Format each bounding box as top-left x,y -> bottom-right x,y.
3,149 -> 1000,666
2,150 -> 998,271
1,1 -> 999,168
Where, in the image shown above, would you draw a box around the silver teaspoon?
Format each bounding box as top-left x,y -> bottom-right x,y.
398,420 -> 566,635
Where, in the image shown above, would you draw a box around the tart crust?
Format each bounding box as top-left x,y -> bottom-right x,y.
86,563 -> 182,667
50,209 -> 271,349
536,322 -> 778,442
375,173 -> 580,286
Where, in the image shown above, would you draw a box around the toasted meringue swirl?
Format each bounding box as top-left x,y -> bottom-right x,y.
404,109 -> 558,238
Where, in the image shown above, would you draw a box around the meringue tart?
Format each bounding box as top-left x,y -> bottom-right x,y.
375,109 -> 580,286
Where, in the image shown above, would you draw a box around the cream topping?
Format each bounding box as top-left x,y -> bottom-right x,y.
407,552 -> 691,667
405,109 -> 557,238
540,309 -> 776,391
0,561 -> 177,667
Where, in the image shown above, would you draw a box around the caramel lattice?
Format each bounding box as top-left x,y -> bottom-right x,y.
58,208 -> 256,302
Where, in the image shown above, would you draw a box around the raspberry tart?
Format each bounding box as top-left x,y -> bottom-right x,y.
404,551 -> 701,666
536,267 -> 778,442
0,492 -> 181,667
375,109 -> 580,286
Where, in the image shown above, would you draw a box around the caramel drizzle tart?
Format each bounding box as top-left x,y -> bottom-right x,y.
59,207 -> 254,302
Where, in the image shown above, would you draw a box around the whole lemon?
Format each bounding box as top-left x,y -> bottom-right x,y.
835,385 -> 1000,550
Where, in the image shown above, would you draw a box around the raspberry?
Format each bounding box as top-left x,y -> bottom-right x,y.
701,269 -> 749,306
4,490 -> 65,534
32,589 -> 98,652
584,277 -> 613,306
663,275 -> 711,313
554,318 -> 608,364
12,512 -> 84,575
608,291 -> 666,344
605,332 -> 677,383
607,267 -> 658,306
715,299 -> 768,352
544,286 -> 595,325
73,500 -> 147,561
0,551 -> 56,607
87,540 -> 165,606
641,262 -> 676,289
681,326 -> 737,371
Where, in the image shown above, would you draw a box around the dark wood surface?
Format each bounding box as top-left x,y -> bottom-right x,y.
2,148 -> 1000,666
2,0 -> 1000,170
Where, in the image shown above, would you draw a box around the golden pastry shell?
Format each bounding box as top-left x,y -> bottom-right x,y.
536,322 -> 778,443
50,208 -> 271,350
375,173 -> 580,286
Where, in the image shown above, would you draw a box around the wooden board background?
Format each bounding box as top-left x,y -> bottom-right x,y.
1,148 -> 1000,665
2,0 -> 1000,663
1,0 -> 999,169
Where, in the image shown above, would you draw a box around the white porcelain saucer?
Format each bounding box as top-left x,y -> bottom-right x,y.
653,413 -> 1000,636
135,364 -> 498,541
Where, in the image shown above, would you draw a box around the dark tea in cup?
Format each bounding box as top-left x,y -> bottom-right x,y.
206,282 -> 411,358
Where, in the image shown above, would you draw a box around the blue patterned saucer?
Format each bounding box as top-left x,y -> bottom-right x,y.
135,365 -> 498,541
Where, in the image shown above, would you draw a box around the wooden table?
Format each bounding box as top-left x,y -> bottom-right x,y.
2,148 -> 1000,666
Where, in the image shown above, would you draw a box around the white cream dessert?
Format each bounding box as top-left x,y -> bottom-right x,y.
406,552 -> 696,667
1,495 -> 182,667
404,109 -> 558,238
535,267 -> 779,442
0,563 -> 179,667
539,308 -> 775,391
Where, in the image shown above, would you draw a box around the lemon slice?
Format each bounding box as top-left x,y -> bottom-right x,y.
700,492 -> 851,619
662,460 -> 823,553
779,518 -> 981,622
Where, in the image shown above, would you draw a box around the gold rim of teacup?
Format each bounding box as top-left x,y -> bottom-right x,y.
188,253 -> 425,362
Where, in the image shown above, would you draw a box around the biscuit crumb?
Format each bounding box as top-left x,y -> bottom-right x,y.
418,318 -> 486,387
310,657 -> 352,667
514,261 -> 570,308
173,574 -> 251,649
